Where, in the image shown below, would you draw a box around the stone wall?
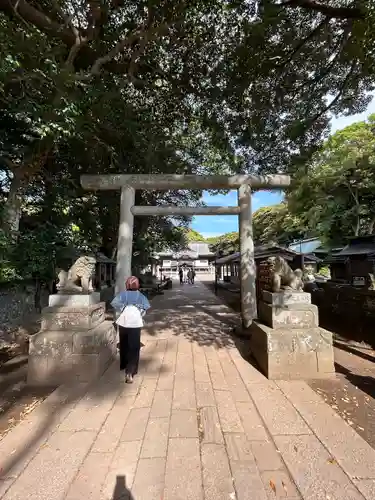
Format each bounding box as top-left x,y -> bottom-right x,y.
310,282 -> 375,342
0,280 -> 49,346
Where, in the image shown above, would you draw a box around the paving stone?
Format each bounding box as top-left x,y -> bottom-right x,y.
274,434 -> 364,500
206,353 -> 222,372
224,433 -> 255,462
120,407 -> 150,441
229,350 -> 267,384
141,417 -> 169,458
250,383 -> 312,436
354,479 -> 375,500
92,395 -> 135,453
0,415 -> 56,480
172,377 -> 196,410
150,390 -> 173,418
102,440 -> 142,496
169,410 -> 199,438
65,452 -> 112,499
200,406 -> 224,444
164,438 -> 203,500
143,356 -> 164,378
201,443 -> 235,500
206,357 -> 229,390
2,431 -> 96,500
58,400 -> 114,432
131,457 -> 166,500
261,470 -> 301,499
288,399 -> 375,479
193,353 -> 211,382
250,440 -> 284,471
231,460 -> 268,500
236,401 -> 270,441
156,372 -> 175,390
196,381 -> 216,407
132,378 -> 157,408
209,370 -> 229,390
175,353 -> 194,378
118,375 -> 144,396
226,379 -> 252,402
214,390 -> 244,433
276,381 -> 326,404
0,479 -> 14,497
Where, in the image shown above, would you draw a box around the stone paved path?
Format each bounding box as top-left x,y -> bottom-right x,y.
1,280 -> 375,499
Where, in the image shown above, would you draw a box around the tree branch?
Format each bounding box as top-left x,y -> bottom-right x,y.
279,18 -> 329,72
0,0 -> 128,74
88,21 -> 172,78
280,0 -> 365,20
308,60 -> 357,126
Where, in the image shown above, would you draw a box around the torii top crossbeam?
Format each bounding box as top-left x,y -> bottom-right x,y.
81,173 -> 290,191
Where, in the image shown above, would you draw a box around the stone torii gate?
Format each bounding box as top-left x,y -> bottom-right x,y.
81,174 -> 290,327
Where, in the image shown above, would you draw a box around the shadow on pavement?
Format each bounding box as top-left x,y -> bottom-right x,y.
335,362 -> 375,400
334,341 -> 375,364
0,351 -> 163,491
112,475 -> 134,500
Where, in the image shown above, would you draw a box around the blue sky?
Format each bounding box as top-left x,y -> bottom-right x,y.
192,98 -> 375,238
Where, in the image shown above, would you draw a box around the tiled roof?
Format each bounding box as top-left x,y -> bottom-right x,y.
288,238 -> 322,253
155,242 -> 214,257
188,242 -> 214,255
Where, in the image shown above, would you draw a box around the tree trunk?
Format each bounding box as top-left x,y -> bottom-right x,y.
369,214 -> 375,234
34,277 -> 42,313
352,217 -> 360,236
1,173 -> 23,234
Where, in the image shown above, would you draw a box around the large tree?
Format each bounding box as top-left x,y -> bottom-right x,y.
253,203 -> 306,245
0,0 -> 374,233
288,115 -> 375,245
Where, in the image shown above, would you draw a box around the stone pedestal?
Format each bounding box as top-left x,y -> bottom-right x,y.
27,293 -> 116,386
249,290 -> 335,379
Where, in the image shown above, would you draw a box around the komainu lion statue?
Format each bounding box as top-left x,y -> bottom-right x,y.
267,256 -> 304,292
56,255 -> 96,293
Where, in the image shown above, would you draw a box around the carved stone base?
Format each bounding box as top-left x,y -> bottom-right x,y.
41,302 -> 105,331
249,321 -> 335,380
262,290 -> 311,306
48,292 -> 100,307
258,301 -> 319,329
27,321 -> 116,386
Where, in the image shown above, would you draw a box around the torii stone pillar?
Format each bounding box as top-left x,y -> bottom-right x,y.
116,186 -> 135,294
238,184 -> 255,328
81,174 -> 290,328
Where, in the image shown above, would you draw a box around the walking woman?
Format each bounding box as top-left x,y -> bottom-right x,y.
111,276 -> 150,383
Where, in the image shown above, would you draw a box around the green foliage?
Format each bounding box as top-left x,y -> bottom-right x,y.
185,229 -> 205,242
12,224 -> 60,281
1,0 -> 375,277
209,232 -> 239,256
318,266 -> 331,277
0,229 -> 18,282
288,115 -> 375,245
253,203 -> 307,246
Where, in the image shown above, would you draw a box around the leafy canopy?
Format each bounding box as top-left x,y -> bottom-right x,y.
288,114 -> 375,245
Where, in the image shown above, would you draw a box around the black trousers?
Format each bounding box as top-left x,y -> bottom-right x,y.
118,326 -> 141,375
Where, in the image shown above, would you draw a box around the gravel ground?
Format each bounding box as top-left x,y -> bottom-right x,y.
0,355 -> 55,438
205,282 -> 375,450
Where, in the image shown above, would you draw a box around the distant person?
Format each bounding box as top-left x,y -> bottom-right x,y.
179,268 -> 183,284
111,276 -> 150,383
191,268 -> 196,284
187,268 -> 193,284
